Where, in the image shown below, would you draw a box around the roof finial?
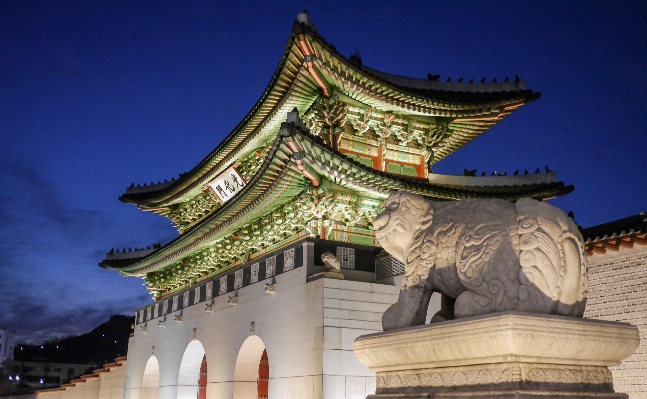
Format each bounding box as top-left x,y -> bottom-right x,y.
297,11 -> 312,27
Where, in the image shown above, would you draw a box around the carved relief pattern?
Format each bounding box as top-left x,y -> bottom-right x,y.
284,248 -> 295,271
183,291 -> 189,308
303,95 -> 348,146
375,192 -> 588,328
205,282 -> 213,300
234,269 -> 243,289
145,186 -> 381,296
266,256 -> 276,277
219,276 -> 227,295
194,286 -> 200,304
168,191 -> 222,233
165,143 -> 271,234
377,364 -> 612,389
235,143 -> 272,183
250,263 -> 259,283
172,296 -> 178,311
303,97 -> 453,165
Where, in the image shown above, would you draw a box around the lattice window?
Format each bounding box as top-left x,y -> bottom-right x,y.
146,307 -> 152,321
336,247 -> 355,269
234,270 -> 243,289
194,286 -> 201,305
284,248 -> 295,271
153,303 -> 159,318
162,300 -> 168,315
139,310 -> 144,324
172,296 -> 179,311
219,276 -> 228,295
375,254 -> 405,281
183,291 -> 190,308
251,263 -> 259,283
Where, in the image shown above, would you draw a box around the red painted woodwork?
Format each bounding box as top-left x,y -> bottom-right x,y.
198,355 -> 207,399
258,349 -> 269,399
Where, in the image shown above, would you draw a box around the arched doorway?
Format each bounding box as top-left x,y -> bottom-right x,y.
177,340 -> 206,399
141,356 -> 159,399
233,335 -> 269,399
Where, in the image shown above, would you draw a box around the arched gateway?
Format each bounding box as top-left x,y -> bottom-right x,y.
233,335 -> 269,399
177,340 -> 206,399
102,11 -> 572,399
141,356 -> 159,399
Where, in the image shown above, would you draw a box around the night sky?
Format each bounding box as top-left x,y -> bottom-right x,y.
1,1 -> 646,343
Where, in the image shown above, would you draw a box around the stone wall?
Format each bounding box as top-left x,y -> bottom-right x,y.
585,245 -> 647,399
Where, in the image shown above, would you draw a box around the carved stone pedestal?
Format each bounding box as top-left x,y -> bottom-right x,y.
354,312 -> 640,399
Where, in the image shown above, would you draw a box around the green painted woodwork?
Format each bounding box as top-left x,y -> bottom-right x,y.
113,123 -> 571,298
143,184 -> 382,297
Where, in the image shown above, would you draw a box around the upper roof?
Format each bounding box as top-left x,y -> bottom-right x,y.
118,12 -> 540,212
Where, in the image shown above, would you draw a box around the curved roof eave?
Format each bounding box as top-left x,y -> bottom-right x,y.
116,136 -> 309,275
119,18 -> 540,208
116,121 -> 574,276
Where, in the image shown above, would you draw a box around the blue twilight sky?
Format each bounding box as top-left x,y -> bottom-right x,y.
1,1 -> 646,343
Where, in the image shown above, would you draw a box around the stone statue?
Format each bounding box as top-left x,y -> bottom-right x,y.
374,191 -> 588,331
321,252 -> 341,272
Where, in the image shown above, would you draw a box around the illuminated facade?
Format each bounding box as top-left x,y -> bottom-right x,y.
4,10 -> 644,399
95,12 -> 575,399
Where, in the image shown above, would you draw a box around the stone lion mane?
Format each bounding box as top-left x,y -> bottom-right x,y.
374,191 -> 588,331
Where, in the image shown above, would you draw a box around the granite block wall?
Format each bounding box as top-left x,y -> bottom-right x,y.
585,246 -> 647,399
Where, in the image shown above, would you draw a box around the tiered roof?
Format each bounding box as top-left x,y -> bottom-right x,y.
103,13 -> 574,298
119,13 -> 542,214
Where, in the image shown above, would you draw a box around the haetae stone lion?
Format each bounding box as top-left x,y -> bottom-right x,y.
374,191 -> 588,331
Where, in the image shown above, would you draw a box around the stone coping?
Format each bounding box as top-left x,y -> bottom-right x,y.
354,312 -> 640,371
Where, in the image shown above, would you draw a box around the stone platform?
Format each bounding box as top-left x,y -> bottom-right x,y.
354,312 -> 640,399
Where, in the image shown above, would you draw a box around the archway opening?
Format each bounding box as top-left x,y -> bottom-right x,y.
141,356 -> 159,399
233,335 -> 268,399
177,340 -> 206,399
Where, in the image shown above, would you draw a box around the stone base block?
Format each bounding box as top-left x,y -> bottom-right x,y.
354,312 -> 640,399
308,271 -> 345,281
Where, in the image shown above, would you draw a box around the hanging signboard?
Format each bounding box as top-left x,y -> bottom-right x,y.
207,167 -> 246,204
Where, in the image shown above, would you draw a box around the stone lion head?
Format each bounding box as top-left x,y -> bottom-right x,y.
373,191 -> 433,263
321,252 -> 341,271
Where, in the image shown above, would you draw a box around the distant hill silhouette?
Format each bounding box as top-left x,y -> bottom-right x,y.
12,315 -> 134,366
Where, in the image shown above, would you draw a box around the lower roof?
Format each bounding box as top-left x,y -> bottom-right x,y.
105,121 -> 574,276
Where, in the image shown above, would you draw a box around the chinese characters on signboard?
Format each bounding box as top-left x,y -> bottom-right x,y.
207,167 -> 246,203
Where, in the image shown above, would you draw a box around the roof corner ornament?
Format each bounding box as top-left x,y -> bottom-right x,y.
286,107 -> 308,131
296,11 -> 312,28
